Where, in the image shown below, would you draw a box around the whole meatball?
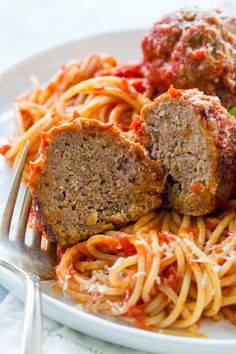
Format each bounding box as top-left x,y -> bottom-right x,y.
142,8 -> 236,109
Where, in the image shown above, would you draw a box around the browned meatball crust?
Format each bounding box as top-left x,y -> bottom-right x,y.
29,118 -> 165,245
141,8 -> 236,109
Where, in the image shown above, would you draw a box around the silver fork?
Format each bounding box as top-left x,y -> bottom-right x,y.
0,141 -> 56,354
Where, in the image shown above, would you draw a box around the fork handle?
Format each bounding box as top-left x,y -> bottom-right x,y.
21,274 -> 42,354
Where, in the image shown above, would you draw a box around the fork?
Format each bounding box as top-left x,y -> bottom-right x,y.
0,141 -> 56,354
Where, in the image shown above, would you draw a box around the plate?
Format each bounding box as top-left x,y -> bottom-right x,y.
0,30 -> 236,354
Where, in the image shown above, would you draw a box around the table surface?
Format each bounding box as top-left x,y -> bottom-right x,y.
0,0 -> 225,71
0,0 -> 232,352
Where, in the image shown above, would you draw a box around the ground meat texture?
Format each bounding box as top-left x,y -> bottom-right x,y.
141,8 -> 236,109
141,87 -> 236,216
30,118 -> 165,245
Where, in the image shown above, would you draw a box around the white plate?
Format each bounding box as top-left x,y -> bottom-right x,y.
0,30 -> 236,354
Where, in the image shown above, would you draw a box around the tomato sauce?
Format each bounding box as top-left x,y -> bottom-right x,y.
0,144 -> 11,155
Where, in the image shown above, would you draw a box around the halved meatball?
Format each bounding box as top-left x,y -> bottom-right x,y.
141,87 -> 236,215
29,118 -> 165,245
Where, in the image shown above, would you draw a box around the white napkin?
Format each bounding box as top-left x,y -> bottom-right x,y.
0,289 -> 147,354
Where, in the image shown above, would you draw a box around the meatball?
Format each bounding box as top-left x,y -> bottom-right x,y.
29,118 -> 165,245
141,8 -> 236,109
141,87 -> 236,216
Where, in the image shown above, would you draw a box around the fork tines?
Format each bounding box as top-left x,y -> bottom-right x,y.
0,141 -> 41,251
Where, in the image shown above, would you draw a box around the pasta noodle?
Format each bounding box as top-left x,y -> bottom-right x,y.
1,53 -> 236,338
56,202 -> 236,337
3,54 -> 150,181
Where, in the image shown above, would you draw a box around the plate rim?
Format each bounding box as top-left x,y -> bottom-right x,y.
0,266 -> 235,349
0,28 -> 146,76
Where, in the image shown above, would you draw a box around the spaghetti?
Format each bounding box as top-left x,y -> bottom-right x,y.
56,203 -> 236,337
1,53 -> 236,338
2,54 -> 150,181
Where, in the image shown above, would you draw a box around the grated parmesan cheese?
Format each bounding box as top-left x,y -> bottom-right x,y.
62,273 -> 72,293
224,250 -> 236,261
106,300 -> 126,315
162,242 -> 173,258
87,283 -> 107,293
212,263 -> 221,272
133,271 -> 146,278
190,257 -> 207,263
